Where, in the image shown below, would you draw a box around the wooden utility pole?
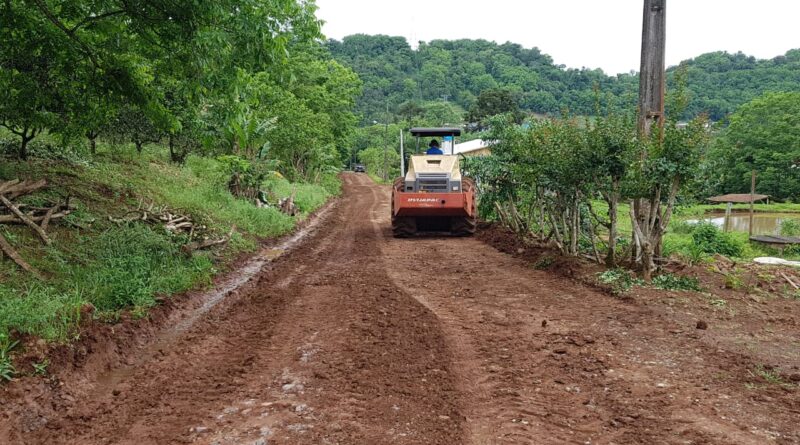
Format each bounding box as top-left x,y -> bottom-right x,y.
749,170 -> 756,236
399,129 -> 405,177
383,102 -> 389,182
638,0 -> 667,139
632,0 -> 667,281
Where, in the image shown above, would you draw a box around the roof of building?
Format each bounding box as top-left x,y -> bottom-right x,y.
707,193 -> 769,203
454,139 -> 490,155
410,127 -> 462,137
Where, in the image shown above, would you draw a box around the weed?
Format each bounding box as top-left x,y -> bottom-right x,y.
94,310 -> 123,324
32,359 -> 49,376
652,273 -> 703,292
709,297 -> 728,308
598,269 -> 644,294
0,333 -> 19,382
691,223 -> 745,257
724,268 -> 745,290
131,306 -> 150,320
671,220 -> 697,235
533,256 -> 555,270
752,365 -> 787,385
780,219 -> 800,237
685,244 -> 711,265
757,271 -> 775,282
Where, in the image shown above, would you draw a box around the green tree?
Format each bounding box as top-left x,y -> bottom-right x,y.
358,146 -> 400,180
106,105 -> 162,154
707,92 -> 800,200
466,88 -> 523,130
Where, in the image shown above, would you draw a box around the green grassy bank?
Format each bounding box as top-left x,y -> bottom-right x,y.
0,142 -> 337,346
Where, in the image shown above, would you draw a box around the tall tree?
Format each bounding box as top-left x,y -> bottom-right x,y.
707,92 -> 800,200
466,88 -> 523,130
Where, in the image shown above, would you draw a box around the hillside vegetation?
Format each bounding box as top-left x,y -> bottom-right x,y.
0,141 -> 337,342
0,0 -> 359,363
328,34 -> 800,122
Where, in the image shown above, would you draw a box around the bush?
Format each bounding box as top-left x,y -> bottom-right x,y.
780,219 -> 800,237
662,234 -> 693,257
691,223 -> 744,257
0,137 -> 88,163
670,220 -> 697,234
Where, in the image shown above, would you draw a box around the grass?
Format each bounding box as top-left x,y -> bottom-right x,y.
266,175 -> 337,214
0,139 -> 338,346
750,365 -> 793,387
367,172 -> 391,185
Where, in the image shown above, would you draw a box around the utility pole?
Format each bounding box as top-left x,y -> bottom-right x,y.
633,0 -> 667,279
400,129 -> 405,177
638,0 -> 667,140
383,102 -> 389,182
749,169 -> 756,236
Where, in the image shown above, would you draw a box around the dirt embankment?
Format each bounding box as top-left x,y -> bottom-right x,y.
2,173 -> 799,444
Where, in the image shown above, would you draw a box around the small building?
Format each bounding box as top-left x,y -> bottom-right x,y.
453,139 -> 492,157
706,193 -> 770,233
707,194 -> 769,205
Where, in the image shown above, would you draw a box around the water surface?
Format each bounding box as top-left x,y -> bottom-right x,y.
686,212 -> 800,235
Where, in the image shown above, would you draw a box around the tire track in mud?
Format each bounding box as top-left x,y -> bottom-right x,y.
381,226 -> 799,444
3,174 -> 799,445
2,174 -> 463,445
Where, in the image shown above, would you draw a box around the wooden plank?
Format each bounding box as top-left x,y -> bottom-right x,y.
750,235 -> 800,245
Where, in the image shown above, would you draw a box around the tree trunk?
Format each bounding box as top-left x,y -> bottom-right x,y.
605,178 -> 620,267
135,140 -> 143,154
88,135 -> 97,155
641,240 -> 654,282
169,135 -> 178,163
538,193 -> 545,239
570,198 -> 579,255
19,136 -> 30,160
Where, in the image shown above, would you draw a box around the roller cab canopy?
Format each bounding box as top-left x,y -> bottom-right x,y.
410,127 -> 462,137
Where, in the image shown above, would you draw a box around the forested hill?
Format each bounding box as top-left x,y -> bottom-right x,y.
327,34 -> 800,122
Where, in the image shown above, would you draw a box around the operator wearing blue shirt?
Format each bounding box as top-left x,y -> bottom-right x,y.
426,139 -> 444,155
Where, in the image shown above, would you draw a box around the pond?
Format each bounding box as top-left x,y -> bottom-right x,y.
685,212 -> 800,236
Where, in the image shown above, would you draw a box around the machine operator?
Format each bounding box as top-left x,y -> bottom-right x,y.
426,139 -> 444,155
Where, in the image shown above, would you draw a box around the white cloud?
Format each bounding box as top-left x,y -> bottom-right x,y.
316,0 -> 800,75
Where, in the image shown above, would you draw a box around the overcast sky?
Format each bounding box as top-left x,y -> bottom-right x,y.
315,0 -> 800,75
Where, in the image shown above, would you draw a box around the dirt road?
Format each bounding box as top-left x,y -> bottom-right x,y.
2,173 -> 798,444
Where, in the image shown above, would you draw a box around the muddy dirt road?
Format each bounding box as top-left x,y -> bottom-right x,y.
2,173 -> 799,444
